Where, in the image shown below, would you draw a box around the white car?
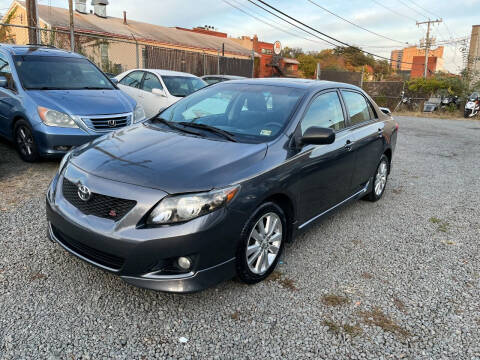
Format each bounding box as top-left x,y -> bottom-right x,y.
115,69 -> 207,118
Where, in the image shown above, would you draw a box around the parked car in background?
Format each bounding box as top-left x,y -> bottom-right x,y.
201,74 -> 246,85
46,79 -> 398,293
423,96 -> 442,112
116,69 -> 207,118
0,44 -> 144,162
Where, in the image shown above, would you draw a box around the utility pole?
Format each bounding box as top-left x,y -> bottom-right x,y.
68,0 -> 75,52
25,0 -> 39,44
417,19 -> 442,78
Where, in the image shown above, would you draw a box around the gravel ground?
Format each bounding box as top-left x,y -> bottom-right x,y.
0,116 -> 479,359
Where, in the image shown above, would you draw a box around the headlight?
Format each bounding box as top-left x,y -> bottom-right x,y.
147,185 -> 240,225
133,104 -> 146,123
38,106 -> 78,128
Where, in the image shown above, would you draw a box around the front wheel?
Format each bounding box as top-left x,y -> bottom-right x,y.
14,120 -> 39,162
365,155 -> 389,202
236,202 -> 286,284
464,109 -> 471,118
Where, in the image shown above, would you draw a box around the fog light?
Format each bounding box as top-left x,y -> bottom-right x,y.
177,257 -> 192,270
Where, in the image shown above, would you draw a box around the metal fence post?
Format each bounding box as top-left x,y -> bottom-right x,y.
217,50 -> 220,75
251,50 -> 255,78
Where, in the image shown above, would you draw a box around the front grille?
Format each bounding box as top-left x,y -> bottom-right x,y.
82,114 -> 131,132
51,224 -> 125,270
62,178 -> 136,221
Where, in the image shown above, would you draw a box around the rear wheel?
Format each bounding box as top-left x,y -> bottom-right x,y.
14,120 -> 39,162
236,202 -> 286,284
365,155 -> 389,202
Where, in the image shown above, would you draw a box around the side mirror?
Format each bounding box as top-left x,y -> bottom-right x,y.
301,127 -> 335,146
0,76 -> 7,88
110,77 -> 119,85
152,88 -> 167,97
379,107 -> 392,115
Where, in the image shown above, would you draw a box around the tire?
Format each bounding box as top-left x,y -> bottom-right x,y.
464,110 -> 470,118
14,120 -> 39,162
365,155 -> 389,202
236,202 -> 287,284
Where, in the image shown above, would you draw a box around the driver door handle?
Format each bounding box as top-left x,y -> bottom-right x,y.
344,139 -> 354,151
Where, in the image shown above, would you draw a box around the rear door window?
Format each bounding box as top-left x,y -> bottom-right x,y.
341,91 -> 372,126
119,71 -> 144,88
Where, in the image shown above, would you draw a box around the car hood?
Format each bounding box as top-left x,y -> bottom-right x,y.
27,89 -> 135,116
70,124 -> 268,194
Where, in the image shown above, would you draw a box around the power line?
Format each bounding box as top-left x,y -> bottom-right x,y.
222,0 -> 325,46
306,0 -> 408,45
250,0 -> 420,65
245,0 -> 339,47
370,0 -> 417,22
396,0 -> 427,20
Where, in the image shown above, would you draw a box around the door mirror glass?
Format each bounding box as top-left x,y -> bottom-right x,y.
379,107 -> 391,115
110,77 -> 118,85
0,76 -> 7,88
301,127 -> 335,145
152,88 -> 166,97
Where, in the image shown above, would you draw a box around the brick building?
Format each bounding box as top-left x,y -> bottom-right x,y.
410,56 -> 438,78
390,45 -> 444,73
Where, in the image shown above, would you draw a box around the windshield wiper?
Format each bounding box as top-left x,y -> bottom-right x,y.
26,86 -> 66,90
151,117 -> 201,136
76,86 -> 113,90
178,122 -> 237,142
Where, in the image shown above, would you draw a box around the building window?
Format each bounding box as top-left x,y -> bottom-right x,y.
261,48 -> 273,55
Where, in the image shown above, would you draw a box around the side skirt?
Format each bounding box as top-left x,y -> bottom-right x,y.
297,181 -> 370,230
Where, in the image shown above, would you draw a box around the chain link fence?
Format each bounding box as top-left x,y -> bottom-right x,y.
0,24 -> 253,77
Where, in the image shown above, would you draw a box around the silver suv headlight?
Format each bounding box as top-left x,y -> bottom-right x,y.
133,104 -> 146,123
38,106 -> 79,128
147,185 -> 240,225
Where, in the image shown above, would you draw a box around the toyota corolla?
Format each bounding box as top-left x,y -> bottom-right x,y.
46,79 -> 398,293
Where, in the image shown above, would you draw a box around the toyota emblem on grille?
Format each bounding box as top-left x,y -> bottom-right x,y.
108,119 -> 117,127
77,184 -> 91,202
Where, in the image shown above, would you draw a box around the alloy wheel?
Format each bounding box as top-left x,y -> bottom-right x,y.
374,160 -> 388,196
16,126 -> 34,157
246,212 -> 283,275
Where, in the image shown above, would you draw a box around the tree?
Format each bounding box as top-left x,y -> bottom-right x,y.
297,54 -> 317,78
0,7 -> 17,43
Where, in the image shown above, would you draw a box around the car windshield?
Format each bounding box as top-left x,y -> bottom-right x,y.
155,83 -> 305,143
161,76 -> 207,97
13,55 -> 115,90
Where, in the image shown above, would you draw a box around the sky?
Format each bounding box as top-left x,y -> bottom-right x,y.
1,0 -> 479,73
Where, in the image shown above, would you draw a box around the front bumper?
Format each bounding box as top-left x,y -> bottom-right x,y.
33,123 -> 99,157
45,165 -> 243,293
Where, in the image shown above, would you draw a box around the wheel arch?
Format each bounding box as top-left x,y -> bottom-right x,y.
383,148 -> 392,174
261,192 -> 296,243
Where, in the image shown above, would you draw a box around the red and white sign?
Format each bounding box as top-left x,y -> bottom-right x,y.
273,41 -> 282,55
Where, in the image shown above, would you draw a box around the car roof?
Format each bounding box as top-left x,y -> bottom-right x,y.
0,44 -> 83,58
223,78 -> 362,91
134,69 -> 200,78
202,75 -> 246,80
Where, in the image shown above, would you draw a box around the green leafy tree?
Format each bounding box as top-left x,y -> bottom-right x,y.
297,54 -> 317,78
